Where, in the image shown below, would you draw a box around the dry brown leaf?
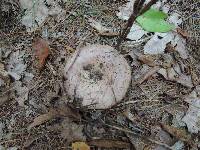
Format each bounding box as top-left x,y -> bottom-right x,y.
137,55 -> 157,67
0,62 -> 10,86
87,139 -> 131,149
61,118 -> 86,144
157,65 -> 194,88
0,86 -> 12,106
165,43 -> 176,53
176,28 -> 189,38
88,18 -> 119,37
32,37 -> 50,69
161,124 -> 192,144
0,94 -> 10,106
72,142 -> 90,150
56,105 -> 81,120
28,109 -> 57,130
23,135 -> 41,148
28,106 -> 81,130
136,66 -> 160,84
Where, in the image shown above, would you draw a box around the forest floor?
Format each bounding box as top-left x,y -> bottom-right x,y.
0,0 -> 200,150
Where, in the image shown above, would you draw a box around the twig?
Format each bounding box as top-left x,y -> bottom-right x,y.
116,0 -> 141,49
139,0 -> 159,15
116,0 -> 159,50
103,122 -> 172,150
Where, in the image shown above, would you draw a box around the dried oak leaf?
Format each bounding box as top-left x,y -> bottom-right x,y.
32,37 -> 50,69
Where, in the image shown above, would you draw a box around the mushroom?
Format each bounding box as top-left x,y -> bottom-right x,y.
64,44 -> 131,109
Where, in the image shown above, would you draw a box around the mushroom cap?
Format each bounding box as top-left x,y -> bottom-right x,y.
64,44 -> 131,109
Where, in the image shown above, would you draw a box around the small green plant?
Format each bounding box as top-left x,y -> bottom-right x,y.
136,8 -> 175,32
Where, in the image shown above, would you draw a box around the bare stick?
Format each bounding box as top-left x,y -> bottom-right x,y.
116,0 -> 159,50
139,0 -> 159,15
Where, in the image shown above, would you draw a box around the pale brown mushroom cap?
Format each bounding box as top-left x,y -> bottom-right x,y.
64,44 -> 131,109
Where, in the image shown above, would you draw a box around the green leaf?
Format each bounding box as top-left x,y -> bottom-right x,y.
136,8 -> 175,32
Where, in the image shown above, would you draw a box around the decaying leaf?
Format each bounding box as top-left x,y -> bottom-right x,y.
127,24 -> 147,41
168,12 -> 182,27
20,0 -> 65,32
116,0 -> 187,58
157,64 -> 194,88
28,109 -> 57,130
23,135 -> 42,148
138,55 -> 158,67
0,62 -> 10,87
143,29 -> 187,58
61,118 -> 86,144
32,37 -> 50,69
143,32 -> 174,54
0,93 -> 10,106
7,50 -> 27,80
170,141 -> 185,150
150,126 -> 174,150
161,124 -> 192,143
182,92 -> 200,133
87,139 -> 131,149
116,0 -> 167,21
136,66 -> 160,84
172,35 -> 188,59
14,81 -> 29,107
72,142 -> 90,150
88,18 -> 118,36
126,133 -> 146,150
28,106 -> 81,130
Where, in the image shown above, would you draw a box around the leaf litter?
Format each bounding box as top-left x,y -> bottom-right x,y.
117,0 -> 188,57
0,0 -> 200,149
19,0 -> 66,32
